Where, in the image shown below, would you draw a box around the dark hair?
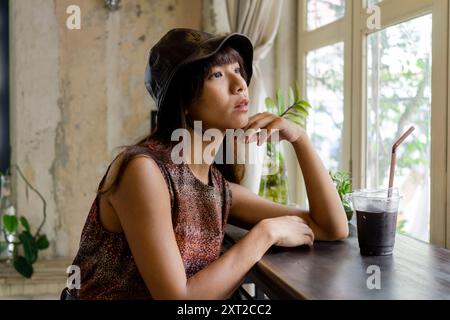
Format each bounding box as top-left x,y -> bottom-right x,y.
98,46 -> 247,195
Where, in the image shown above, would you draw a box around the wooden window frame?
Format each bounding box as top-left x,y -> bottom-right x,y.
296,0 -> 449,247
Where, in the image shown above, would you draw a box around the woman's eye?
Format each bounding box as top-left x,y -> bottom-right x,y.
210,67 -> 240,79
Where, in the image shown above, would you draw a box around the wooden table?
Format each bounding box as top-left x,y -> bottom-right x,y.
223,223 -> 450,300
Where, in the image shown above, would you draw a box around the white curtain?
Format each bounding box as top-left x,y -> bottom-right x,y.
225,0 -> 284,193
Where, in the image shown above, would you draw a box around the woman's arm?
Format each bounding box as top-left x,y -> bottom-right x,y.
228,181 -> 347,241
292,132 -> 349,240
109,156 -> 312,300
233,113 -> 349,241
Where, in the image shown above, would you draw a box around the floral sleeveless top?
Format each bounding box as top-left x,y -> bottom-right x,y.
67,139 -> 233,299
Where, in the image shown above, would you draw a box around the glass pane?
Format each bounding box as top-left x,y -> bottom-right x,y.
306,42 -> 344,172
367,0 -> 382,6
366,15 -> 432,242
307,0 -> 345,31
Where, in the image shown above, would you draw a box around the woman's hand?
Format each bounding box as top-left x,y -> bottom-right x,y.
259,216 -> 315,247
242,112 -> 306,145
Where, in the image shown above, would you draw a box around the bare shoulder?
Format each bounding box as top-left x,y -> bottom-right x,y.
108,154 -> 169,205
99,153 -> 169,232
102,154 -> 186,299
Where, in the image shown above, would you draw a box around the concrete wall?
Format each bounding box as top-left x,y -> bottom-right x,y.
10,0 -> 202,258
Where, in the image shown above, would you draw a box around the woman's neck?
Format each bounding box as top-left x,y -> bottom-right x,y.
185,126 -> 224,185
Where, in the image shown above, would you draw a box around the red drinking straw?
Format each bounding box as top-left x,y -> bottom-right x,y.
388,126 -> 415,198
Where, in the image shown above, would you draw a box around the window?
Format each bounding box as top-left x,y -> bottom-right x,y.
296,0 -> 352,208
306,42 -> 344,172
366,15 -> 432,242
307,0 -> 345,30
367,0 -> 382,5
297,0 -> 450,247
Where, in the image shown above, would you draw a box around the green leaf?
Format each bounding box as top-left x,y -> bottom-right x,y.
0,241 -> 7,254
285,113 -> 304,126
295,81 -> 301,102
416,58 -> 425,69
288,87 -> 295,106
344,182 -> 351,194
286,112 -> 302,121
36,234 -> 49,250
343,202 -> 353,212
298,100 -> 312,109
14,256 -> 33,278
19,231 -> 38,264
20,216 -> 30,232
2,215 -> 18,234
291,105 -> 309,116
265,97 -> 276,112
276,89 -> 284,115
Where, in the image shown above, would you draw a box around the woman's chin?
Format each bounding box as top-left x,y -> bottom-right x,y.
229,114 -> 249,129
213,114 -> 248,131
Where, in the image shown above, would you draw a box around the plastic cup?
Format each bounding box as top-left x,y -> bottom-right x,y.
350,188 -> 401,256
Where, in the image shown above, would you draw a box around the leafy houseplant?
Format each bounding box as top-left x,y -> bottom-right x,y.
329,171 -> 353,221
0,165 -> 50,278
259,81 -> 312,204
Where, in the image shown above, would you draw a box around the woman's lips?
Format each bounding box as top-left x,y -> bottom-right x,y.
234,100 -> 249,112
234,103 -> 249,112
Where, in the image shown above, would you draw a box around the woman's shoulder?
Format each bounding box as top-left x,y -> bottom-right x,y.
100,138 -> 173,193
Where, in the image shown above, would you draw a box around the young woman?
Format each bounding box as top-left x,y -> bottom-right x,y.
62,28 -> 348,300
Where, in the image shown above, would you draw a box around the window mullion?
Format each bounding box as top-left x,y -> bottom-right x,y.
342,0 -> 354,173
351,0 -> 366,190
362,0 -> 434,35
301,19 -> 345,52
429,0 -> 449,247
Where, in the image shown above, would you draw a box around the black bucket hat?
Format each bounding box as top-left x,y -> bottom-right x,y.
145,28 -> 254,111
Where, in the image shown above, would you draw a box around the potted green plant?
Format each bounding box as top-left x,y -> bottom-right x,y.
259,81 -> 312,204
0,165 -> 49,278
329,171 -> 354,221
